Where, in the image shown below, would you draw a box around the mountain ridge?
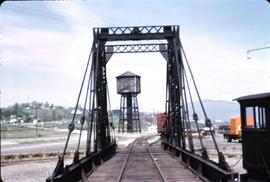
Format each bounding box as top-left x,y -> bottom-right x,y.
189,99 -> 240,121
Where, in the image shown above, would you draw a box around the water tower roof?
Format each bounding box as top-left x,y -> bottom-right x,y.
116,71 -> 140,78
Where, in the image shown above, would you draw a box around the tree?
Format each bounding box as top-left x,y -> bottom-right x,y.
23,112 -> 31,123
44,101 -> 50,108
9,103 -> 23,117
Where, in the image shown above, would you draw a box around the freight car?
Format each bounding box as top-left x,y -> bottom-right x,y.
157,113 -> 167,135
235,92 -> 270,181
157,113 -> 207,138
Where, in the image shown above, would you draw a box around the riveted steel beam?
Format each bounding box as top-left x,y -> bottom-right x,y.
94,25 -> 179,41
105,43 -> 168,54
161,141 -> 237,182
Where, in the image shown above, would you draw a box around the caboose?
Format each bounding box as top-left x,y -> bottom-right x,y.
235,92 -> 270,181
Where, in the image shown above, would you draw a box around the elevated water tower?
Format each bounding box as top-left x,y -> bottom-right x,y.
116,71 -> 141,133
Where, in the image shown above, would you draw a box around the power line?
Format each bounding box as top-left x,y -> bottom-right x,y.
4,4 -> 107,27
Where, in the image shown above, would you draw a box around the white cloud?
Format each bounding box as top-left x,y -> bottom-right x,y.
2,2 -> 269,111
181,34 -> 270,101
1,2 -> 102,107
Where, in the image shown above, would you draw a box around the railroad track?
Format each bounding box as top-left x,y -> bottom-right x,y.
1,136 -> 160,165
1,151 -> 85,165
117,137 -> 167,182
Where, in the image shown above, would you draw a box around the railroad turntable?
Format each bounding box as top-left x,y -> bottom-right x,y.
47,25 -> 241,181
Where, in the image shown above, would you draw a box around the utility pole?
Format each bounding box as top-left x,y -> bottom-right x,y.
35,106 -> 38,137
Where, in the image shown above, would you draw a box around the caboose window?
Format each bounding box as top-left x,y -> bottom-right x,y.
245,106 -> 267,129
245,107 -> 255,128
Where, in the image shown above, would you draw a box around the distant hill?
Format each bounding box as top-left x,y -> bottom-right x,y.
114,100 -> 239,122
189,100 -> 240,121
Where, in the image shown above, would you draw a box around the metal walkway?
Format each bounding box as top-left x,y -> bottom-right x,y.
88,138 -> 201,182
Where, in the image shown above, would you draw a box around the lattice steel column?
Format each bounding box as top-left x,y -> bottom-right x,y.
132,94 -> 141,133
118,93 -> 140,133
118,95 -> 126,133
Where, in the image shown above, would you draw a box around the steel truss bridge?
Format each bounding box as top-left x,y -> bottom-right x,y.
47,25 -> 237,182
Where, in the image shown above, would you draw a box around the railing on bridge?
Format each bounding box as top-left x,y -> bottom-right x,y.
47,25 -> 238,182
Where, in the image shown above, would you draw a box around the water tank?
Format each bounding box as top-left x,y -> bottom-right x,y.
116,71 -> 141,94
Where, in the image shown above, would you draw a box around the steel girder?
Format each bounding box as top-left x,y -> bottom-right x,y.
161,141 -> 238,182
94,39 -> 111,150
46,143 -> 116,182
95,25 -> 178,41
105,43 -> 168,54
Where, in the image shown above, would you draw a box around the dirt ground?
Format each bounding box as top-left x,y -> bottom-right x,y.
1,160 -> 57,182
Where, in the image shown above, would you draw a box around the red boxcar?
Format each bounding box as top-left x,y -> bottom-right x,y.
157,113 -> 167,134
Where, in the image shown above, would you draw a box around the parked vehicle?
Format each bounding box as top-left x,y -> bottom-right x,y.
223,116 -> 254,142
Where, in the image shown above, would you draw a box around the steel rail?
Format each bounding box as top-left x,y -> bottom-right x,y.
144,139 -> 167,182
117,139 -> 136,182
1,151 -> 86,164
117,138 -> 166,182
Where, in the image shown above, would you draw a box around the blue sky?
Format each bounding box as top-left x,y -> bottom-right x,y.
1,1 -> 270,111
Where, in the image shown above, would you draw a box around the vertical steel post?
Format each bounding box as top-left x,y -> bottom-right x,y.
126,94 -> 133,132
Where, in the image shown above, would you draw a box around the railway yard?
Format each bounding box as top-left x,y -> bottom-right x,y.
1,132 -> 243,182
2,0 -> 270,181
1,6 -> 269,179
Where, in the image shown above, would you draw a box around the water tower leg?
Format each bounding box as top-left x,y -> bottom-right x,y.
126,94 -> 133,133
134,96 -> 141,133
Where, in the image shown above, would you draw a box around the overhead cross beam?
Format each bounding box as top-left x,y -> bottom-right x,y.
105,43 -> 168,54
95,25 -> 178,41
